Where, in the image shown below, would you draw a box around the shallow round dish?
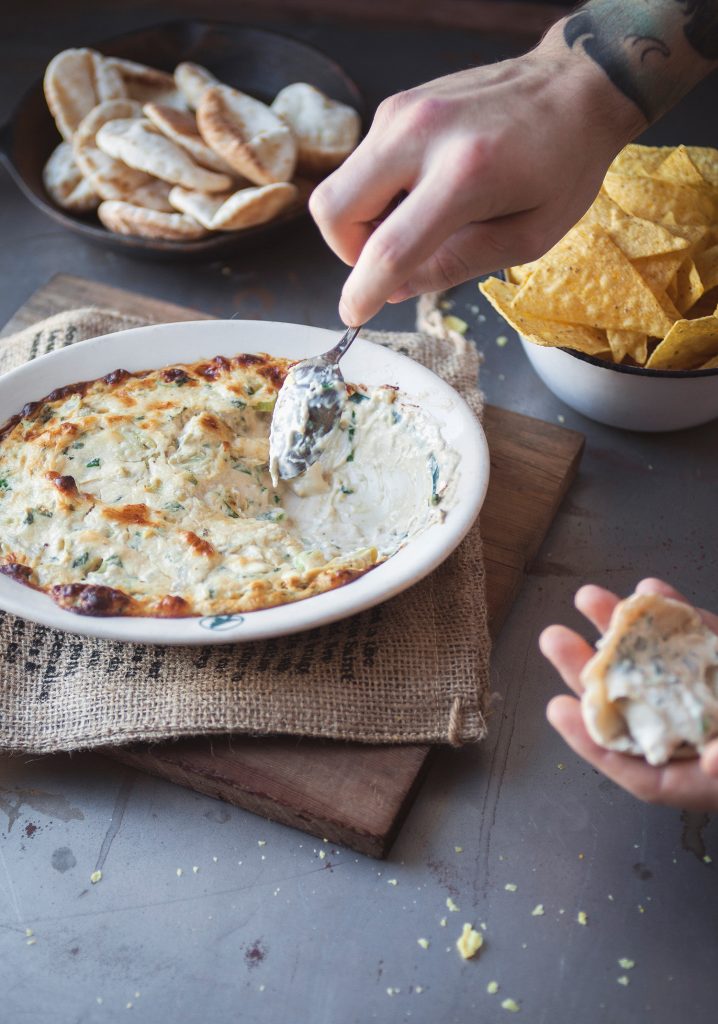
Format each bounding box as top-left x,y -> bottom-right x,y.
0,320 -> 488,645
520,336 -> 718,432
0,19 -> 363,261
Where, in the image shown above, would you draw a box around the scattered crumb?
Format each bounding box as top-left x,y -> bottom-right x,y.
468,304 -> 480,315
618,959 -> 635,970
557,763 -> 565,770
25,928 -> 33,937
176,868 -> 183,877
499,855 -> 505,861
444,314 -> 468,335
456,923 -> 483,960
480,922 -> 487,931
261,855 -> 266,861
386,987 -> 400,997
26,938 -> 36,946
258,840 -> 266,847
440,917 -> 448,927
487,981 -> 499,995
531,904 -> 545,917
212,856 -> 218,863
319,850 -> 326,860
439,299 -> 453,311
322,837 -> 329,843
703,854 -> 712,864
617,976 -> 630,987
478,313 -> 486,323
387,878 -> 397,885
134,992 -> 141,999
559,908 -> 565,915
557,414 -> 565,424
126,1003 -> 133,1010
90,870 -> 102,884
192,866 -> 199,874
415,986 -> 424,994
521,943 -> 528,950
501,998 -> 520,1012
259,984 -> 265,992
608,894 -> 614,901
578,853 -> 585,860
577,911 -> 588,926
496,335 -> 509,347
446,897 -> 460,912
454,846 -> 463,854
638,905 -> 645,914
504,883 -> 518,893
417,938 -> 430,950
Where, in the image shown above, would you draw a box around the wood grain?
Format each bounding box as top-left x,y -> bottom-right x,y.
4,274 -> 584,857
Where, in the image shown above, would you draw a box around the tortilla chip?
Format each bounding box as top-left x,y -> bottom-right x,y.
512,223 -> 675,337
582,192 -> 689,260
505,265 -> 531,285
674,258 -> 704,313
695,243 -> 718,294
632,251 -> 684,293
686,147 -> 718,188
646,316 -> 718,370
653,145 -> 710,188
606,329 -> 648,365
609,144 -> 670,177
479,277 -> 609,355
699,354 -> 718,369
604,172 -> 715,227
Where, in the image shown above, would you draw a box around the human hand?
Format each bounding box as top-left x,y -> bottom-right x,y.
310,24 -> 645,326
540,578 -> 718,811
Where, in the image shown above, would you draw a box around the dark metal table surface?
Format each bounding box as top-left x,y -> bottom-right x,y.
1,5 -> 717,1023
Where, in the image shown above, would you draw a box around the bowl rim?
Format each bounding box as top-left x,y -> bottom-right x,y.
0,18 -> 365,255
496,270 -> 718,379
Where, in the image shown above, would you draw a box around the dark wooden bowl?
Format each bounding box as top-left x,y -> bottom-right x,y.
0,19 -> 364,261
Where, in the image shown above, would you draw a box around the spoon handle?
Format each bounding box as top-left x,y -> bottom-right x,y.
325,325 -> 361,365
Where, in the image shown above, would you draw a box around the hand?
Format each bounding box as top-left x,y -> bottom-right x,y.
310,23 -> 645,326
540,578 -> 718,811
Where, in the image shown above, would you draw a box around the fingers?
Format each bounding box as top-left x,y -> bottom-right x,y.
574,584 -> 620,634
539,625 -> 594,695
701,738 -> 718,777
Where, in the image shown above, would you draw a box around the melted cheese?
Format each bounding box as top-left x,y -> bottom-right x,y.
0,352 -> 459,617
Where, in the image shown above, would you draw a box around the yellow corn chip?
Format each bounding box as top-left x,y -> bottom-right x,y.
505,265 -> 531,285
632,251 -> 684,293
479,277 -> 609,355
674,258 -> 704,313
606,329 -> 648,365
582,192 -> 689,260
604,172 -> 715,227
646,316 -> 718,370
653,145 -> 709,188
686,147 -> 718,188
512,223 -> 675,337
695,243 -> 718,293
699,354 -> 718,369
609,144 -> 670,177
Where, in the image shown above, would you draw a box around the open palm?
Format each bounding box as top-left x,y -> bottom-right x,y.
540,578 -> 718,811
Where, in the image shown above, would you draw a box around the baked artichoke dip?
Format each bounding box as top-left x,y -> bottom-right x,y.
0,352 -> 458,617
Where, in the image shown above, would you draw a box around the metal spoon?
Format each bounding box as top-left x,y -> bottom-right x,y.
269,325 -> 361,482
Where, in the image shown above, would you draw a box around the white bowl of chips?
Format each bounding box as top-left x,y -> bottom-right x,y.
480,143 -> 718,431
519,337 -> 718,432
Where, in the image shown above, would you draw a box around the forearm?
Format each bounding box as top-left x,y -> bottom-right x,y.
552,0 -> 718,126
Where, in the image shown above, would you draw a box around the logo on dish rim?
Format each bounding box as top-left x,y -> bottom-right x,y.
198,614 -> 245,631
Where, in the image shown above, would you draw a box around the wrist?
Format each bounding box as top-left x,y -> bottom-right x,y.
537,19 -> 648,151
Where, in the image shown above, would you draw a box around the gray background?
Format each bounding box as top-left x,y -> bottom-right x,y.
1,4 -> 717,1023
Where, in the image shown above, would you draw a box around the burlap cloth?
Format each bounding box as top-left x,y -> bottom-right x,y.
0,301 -> 490,753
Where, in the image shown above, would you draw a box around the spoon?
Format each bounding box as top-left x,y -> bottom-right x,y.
269,325 -> 361,483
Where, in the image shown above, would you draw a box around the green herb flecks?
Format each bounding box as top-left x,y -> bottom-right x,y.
349,391 -> 369,404
256,509 -> 285,523
429,454 -> 441,505
86,457 -> 101,468
164,501 -> 185,513
0,478 -> 10,492
23,510 -> 34,525
230,398 -> 247,409
340,485 -> 355,495
224,502 -> 240,519
72,552 -> 89,569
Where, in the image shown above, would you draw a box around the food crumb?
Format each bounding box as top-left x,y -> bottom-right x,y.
618,959 -> 635,970
258,840 -> 266,847
557,414 -> 565,424
212,856 -> 218,863
439,299 -> 453,310
319,850 -> 326,860
456,923 -> 483,960
440,917 -> 448,927
557,763 -> 565,770
638,905 -> 645,914
454,846 -> 463,854
417,938 -> 430,950
501,998 -> 520,1012
259,984 -> 265,992
444,315 -> 469,335
446,897 -> 460,912
386,987 -> 400,997
559,908 -> 565,915
496,335 -> 509,347
578,853 -> 584,860
126,1002 -> 133,1010
617,976 -> 630,987
192,866 -> 199,874
608,894 -> 614,901
504,883 -> 518,892
703,854 -> 712,864
387,878 -> 397,885
531,904 -> 545,917
90,870 -> 102,884
415,986 -> 424,994
26,938 -> 36,946
134,992 -> 141,999
487,981 -> 499,995
480,922 -> 487,931
577,911 -> 588,926
25,928 -> 33,937
176,868 -> 183,877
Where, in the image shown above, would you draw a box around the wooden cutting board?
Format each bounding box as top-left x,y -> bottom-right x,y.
2,274 -> 584,856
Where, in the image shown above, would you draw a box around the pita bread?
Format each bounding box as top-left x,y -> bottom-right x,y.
96,118 -> 232,192
98,200 -> 208,240
142,103 -> 237,176
73,99 -> 154,201
42,141 -> 99,213
44,48 -> 126,141
174,62 -> 219,110
169,181 -> 298,230
107,57 -> 186,109
127,178 -> 174,212
271,83 -> 360,176
197,84 -> 297,185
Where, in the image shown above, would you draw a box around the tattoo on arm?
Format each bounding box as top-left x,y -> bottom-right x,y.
564,0 -> 718,122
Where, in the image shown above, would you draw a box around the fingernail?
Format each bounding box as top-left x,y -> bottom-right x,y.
338,298 -> 356,326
